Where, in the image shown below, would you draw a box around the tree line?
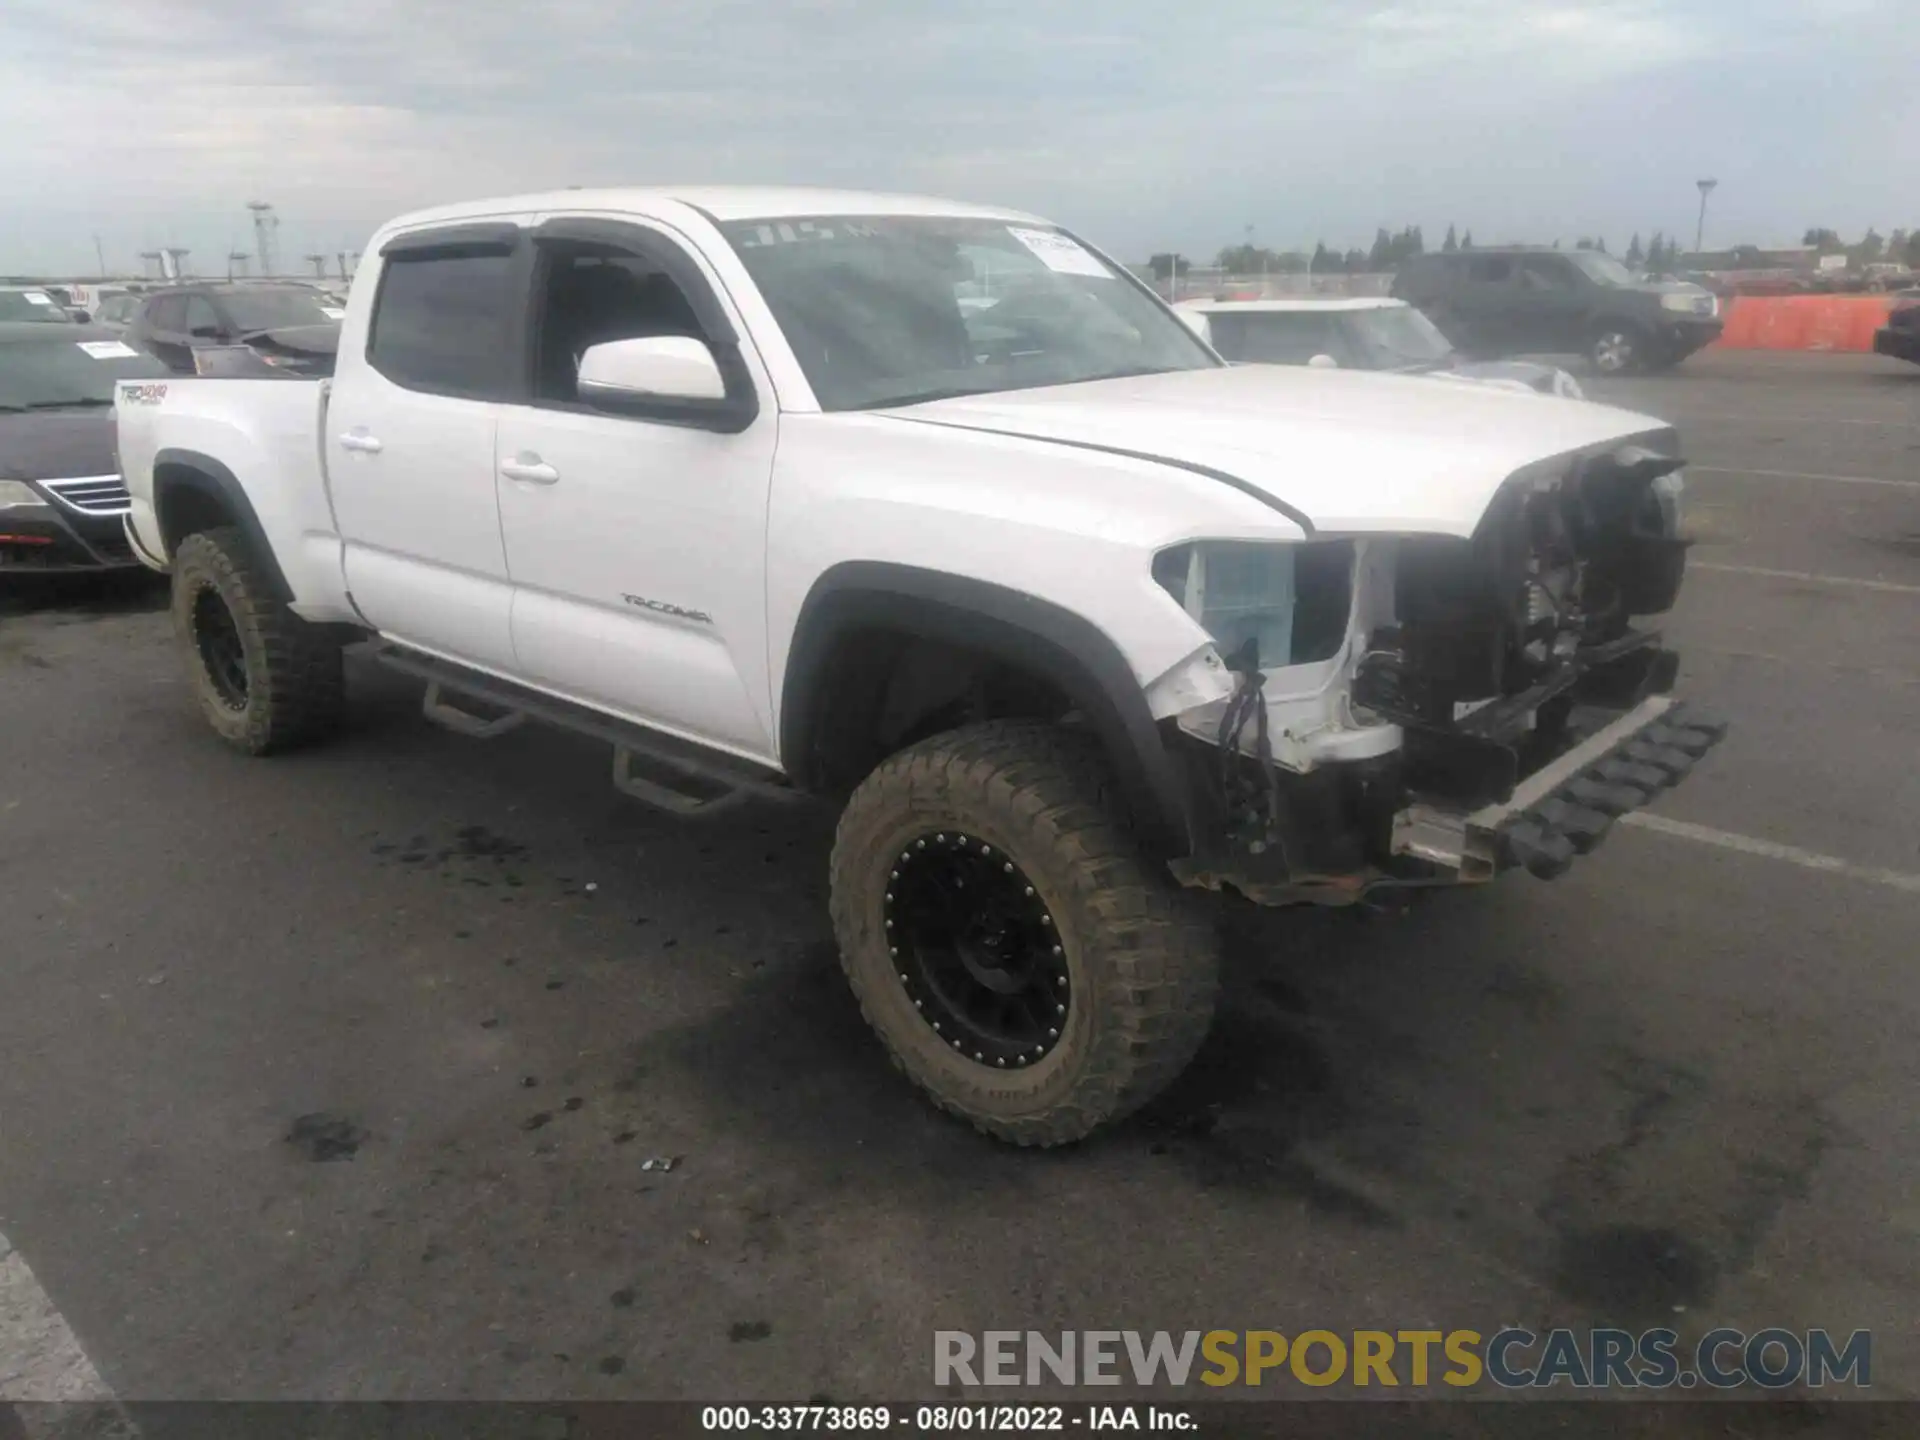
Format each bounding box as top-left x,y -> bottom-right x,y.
1151,222 -> 1918,279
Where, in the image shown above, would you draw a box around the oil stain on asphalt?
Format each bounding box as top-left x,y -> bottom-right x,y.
284,1113 -> 366,1162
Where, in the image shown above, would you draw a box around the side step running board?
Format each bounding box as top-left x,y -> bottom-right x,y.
422,683 -> 526,739
376,644 -> 799,817
612,745 -> 747,816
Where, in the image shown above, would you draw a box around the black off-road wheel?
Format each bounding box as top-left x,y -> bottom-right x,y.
171,527 -> 345,755
829,721 -> 1219,1147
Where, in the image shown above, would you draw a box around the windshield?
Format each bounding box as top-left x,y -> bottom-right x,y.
1567,252 -> 1638,287
717,214 -> 1218,410
0,335 -> 171,409
1211,311 -> 1343,364
219,288 -> 337,333
0,291 -> 74,324
1350,304 -> 1456,368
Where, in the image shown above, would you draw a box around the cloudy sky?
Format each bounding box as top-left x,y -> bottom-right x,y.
4,0 -> 1913,275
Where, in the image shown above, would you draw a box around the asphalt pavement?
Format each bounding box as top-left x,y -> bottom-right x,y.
1,351 -> 1916,1415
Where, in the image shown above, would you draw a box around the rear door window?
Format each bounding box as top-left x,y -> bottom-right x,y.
183,296 -> 224,337
146,295 -> 187,332
1518,256 -> 1579,291
367,249 -> 519,398
1467,256 -> 1514,284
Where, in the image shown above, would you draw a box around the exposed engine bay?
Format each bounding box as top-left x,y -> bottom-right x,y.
1352,443 -> 1692,806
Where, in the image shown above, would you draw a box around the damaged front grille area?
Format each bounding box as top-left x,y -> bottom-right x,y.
1353,440 -> 1693,811
1161,434 -> 1724,906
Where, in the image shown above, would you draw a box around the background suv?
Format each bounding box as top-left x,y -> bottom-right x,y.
1176,296 -> 1585,397
1392,248 -> 1723,375
1873,295 -> 1920,366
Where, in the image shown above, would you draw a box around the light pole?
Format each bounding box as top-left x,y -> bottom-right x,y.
1694,178 -> 1718,256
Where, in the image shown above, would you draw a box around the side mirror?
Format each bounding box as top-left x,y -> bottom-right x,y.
1307,353 -> 1340,369
578,335 -> 727,404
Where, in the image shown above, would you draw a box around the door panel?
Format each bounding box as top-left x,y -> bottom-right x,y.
1454,255 -> 1521,355
327,371 -> 514,669
323,239 -> 526,671
1512,256 -> 1590,354
496,405 -> 779,760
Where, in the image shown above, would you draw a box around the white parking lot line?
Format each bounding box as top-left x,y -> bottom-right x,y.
1691,562 -> 1920,596
0,1233 -> 113,1403
1691,464 -> 1920,492
1697,645 -> 1920,687
1675,410 -> 1919,430
1623,813 -> 1920,896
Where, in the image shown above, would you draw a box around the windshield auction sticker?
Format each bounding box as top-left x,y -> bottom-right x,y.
76,340 -> 139,359
1006,227 -> 1111,278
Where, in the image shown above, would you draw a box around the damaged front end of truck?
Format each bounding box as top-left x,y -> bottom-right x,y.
1162,435 -> 1728,905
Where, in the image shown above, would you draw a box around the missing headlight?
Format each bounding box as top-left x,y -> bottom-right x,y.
1153,540 -> 1354,668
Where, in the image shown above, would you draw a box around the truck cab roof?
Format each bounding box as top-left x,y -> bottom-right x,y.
378,185 -> 1050,238
1178,297 -> 1405,314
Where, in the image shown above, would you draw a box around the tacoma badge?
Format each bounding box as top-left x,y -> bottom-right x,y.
621,593 -> 712,624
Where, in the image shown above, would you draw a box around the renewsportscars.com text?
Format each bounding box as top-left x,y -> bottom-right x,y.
934,1328 -> 1871,1391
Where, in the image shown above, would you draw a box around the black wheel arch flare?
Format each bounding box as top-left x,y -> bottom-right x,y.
151,448 -> 293,601
780,561 -> 1196,862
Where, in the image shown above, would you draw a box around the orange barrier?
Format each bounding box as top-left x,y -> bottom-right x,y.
1712,295 -> 1897,352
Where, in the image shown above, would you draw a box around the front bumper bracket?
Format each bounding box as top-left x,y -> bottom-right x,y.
1392,695 -> 1728,881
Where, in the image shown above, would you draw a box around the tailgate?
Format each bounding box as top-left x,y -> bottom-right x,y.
112,376 -> 178,512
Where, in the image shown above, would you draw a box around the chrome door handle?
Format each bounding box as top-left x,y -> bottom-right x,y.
500,454 -> 559,485
338,431 -> 383,454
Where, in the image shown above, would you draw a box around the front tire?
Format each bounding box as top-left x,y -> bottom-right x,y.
1587,323 -> 1651,375
829,721 -> 1219,1147
171,527 -> 345,755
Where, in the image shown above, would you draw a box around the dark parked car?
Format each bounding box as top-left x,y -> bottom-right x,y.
0,322 -> 173,574
123,283 -> 342,377
0,287 -> 78,324
1874,296 -> 1920,366
1176,297 -> 1587,397
1391,248 -> 1724,375
90,292 -> 144,330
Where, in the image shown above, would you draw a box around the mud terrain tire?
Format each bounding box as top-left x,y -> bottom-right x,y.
171,526 -> 345,755
830,721 -> 1219,1146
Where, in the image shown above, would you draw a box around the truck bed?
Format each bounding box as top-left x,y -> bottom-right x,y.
116,376 -> 361,623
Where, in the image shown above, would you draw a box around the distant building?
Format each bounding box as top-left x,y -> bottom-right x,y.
1676,244 -> 1820,271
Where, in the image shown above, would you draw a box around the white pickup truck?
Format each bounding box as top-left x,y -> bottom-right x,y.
115,186 -> 1724,1145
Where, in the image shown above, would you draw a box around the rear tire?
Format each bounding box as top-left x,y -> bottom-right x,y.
171,527 -> 345,755
829,720 -> 1219,1147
